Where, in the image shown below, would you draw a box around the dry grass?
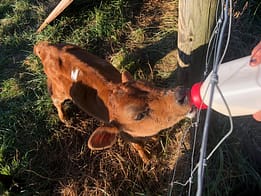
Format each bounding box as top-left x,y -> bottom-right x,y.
27,108 -> 193,195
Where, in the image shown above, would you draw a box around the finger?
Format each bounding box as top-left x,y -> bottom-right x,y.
253,110 -> 261,122
250,41 -> 261,66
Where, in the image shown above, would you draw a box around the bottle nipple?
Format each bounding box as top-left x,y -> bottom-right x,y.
190,82 -> 208,109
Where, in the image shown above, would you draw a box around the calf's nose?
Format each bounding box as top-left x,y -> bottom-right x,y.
175,86 -> 188,105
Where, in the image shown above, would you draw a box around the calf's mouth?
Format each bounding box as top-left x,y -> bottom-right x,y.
175,86 -> 196,119
175,86 -> 189,105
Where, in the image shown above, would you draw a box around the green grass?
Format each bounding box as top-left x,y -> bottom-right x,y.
0,0 -> 260,195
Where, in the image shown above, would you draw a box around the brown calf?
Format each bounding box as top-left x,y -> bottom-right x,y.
34,41 -> 191,163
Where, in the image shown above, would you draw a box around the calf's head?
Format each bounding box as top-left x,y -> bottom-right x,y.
87,77 -> 191,150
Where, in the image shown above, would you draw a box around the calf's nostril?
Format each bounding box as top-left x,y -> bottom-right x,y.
175,86 -> 188,105
175,86 -> 185,98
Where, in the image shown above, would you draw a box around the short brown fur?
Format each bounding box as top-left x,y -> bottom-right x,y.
34,41 -> 191,163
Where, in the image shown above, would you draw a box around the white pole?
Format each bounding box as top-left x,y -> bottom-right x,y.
37,0 -> 74,33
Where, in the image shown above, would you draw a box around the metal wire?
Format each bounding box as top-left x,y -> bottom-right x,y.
168,0 -> 233,195
167,125 -> 191,196
196,0 -> 230,195
170,80 -> 234,191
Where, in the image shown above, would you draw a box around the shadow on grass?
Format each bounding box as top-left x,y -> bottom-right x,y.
121,32 -> 178,75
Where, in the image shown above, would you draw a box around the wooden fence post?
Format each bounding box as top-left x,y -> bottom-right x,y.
177,0 -> 218,87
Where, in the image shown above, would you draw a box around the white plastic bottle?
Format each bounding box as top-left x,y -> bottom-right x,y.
190,55 -> 261,117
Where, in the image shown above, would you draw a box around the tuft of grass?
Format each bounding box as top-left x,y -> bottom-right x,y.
0,78 -> 23,100
35,0 -> 128,55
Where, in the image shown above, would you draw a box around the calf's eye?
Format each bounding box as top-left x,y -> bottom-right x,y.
135,112 -> 146,120
134,108 -> 150,121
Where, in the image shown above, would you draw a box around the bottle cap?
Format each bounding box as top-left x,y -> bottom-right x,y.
190,82 -> 208,109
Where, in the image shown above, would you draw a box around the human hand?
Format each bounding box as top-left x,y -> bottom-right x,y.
250,41 -> 261,121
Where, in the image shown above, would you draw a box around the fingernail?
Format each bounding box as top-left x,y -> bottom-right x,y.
250,58 -> 256,63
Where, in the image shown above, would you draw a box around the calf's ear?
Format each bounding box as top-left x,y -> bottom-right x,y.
88,126 -> 119,150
